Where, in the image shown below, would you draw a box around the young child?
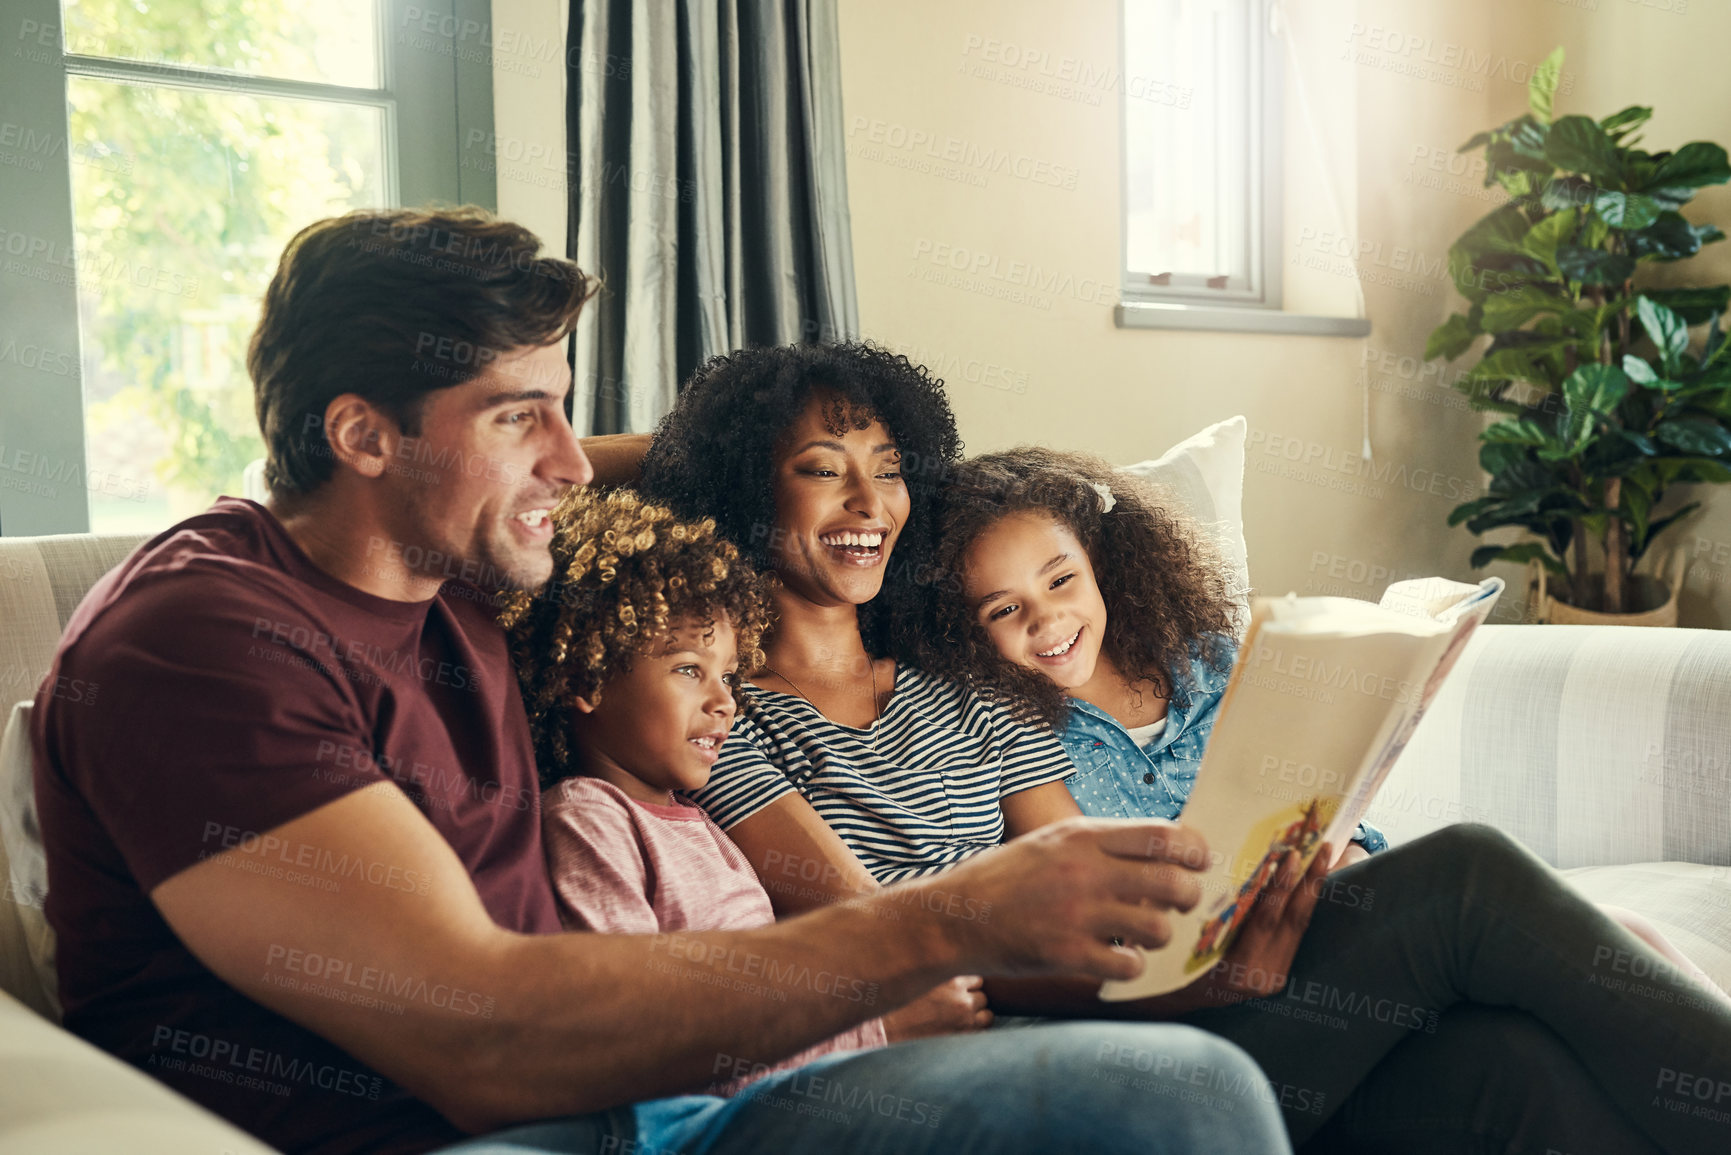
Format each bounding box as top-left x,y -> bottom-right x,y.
922,447 -> 1724,994
920,447 -> 1389,857
498,487 -> 887,1094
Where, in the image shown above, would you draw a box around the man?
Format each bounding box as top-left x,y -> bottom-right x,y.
31,206 -> 1290,1154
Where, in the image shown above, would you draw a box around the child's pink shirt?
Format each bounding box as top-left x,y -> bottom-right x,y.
541,776 -> 888,1094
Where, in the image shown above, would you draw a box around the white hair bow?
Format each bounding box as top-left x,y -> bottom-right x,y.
1090,481 -> 1116,514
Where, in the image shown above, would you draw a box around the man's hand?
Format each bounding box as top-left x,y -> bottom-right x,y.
881,975 -> 992,1040
901,817 -> 1209,983
1189,844 -> 1330,1011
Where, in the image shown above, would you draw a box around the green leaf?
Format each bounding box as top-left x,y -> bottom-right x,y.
1528,47 -> 1565,125
1482,418 -> 1553,446
1541,177 -> 1596,213
1480,440 -> 1530,477
1456,204 -> 1536,259
1593,190 -> 1661,230
1647,142 -> 1731,191
1599,105 -> 1654,141
1628,212 -> 1712,262
1472,542 -> 1567,574
1638,295 -> 1690,375
1464,346 -> 1553,388
1448,496 -> 1499,527
1480,285 -> 1570,331
1557,244 -> 1635,286
1624,479 -> 1653,546
1563,364 -> 1633,449
1623,355 -> 1660,385
1519,208 -> 1577,271
1655,416 -> 1731,455
1545,116 -> 1624,186
1426,313 -> 1479,362
1641,285 -> 1730,326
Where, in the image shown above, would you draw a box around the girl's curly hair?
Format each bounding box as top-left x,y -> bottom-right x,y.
636,342 -> 962,662
918,448 -> 1240,730
497,487 -> 773,788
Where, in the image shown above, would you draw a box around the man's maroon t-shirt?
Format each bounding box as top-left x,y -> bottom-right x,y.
31,498 -> 562,1155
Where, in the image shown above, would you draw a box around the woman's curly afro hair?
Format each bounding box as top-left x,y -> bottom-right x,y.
497,486 -> 773,789
917,447 -> 1240,730
637,342 -> 962,662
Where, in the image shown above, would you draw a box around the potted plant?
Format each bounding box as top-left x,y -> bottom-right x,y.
1426,47 -> 1731,622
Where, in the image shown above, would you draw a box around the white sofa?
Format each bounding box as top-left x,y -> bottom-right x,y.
3,531 -> 1730,1150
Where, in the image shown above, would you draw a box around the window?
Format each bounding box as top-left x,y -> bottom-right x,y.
1123,0 -> 1271,305
1,0 -> 494,536
1118,0 -> 1362,335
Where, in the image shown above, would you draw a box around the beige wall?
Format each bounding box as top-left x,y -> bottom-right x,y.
490,0 -> 567,254
833,0 -> 1731,626
489,0 -> 1731,625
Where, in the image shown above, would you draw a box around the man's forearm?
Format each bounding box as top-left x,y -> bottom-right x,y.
458,891 -> 961,1130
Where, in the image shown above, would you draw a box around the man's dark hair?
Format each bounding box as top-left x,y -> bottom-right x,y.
636,342 -> 962,663
248,205 -> 595,498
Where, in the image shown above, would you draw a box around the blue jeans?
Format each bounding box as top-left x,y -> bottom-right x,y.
434,1020 -> 1291,1153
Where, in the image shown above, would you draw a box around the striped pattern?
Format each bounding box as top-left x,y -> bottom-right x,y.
689,666 -> 1076,883
1379,624 -> 1731,868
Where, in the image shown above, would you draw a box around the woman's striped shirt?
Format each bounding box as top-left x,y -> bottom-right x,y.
687,665 -> 1077,884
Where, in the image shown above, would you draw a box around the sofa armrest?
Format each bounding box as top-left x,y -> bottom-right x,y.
1367,624 -> 1731,868
0,988 -> 280,1154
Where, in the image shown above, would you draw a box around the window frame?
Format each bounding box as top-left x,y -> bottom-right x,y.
0,0 -> 494,536
1114,0 -> 1368,337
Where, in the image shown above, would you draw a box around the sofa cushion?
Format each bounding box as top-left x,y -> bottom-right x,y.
1117,415 -> 1251,622
1563,861 -> 1731,1000
0,701 -> 56,1019
0,986 -> 279,1153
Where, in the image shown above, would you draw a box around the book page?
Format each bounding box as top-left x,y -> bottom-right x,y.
1097,578 -> 1499,1002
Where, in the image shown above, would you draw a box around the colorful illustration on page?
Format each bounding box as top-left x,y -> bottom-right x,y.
1184,796 -> 1340,975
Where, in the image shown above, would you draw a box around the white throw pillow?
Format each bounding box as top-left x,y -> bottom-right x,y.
1117,415 -> 1251,625
0,700 -> 58,1017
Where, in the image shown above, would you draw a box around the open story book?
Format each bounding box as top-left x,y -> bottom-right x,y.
1098,575 -> 1504,1002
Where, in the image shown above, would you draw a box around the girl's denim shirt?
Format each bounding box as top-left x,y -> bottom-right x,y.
1056,639 -> 1388,853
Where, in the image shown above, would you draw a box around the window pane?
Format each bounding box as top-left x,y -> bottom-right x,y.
61,0 -> 379,89
1124,0 -> 1254,285
67,77 -> 386,532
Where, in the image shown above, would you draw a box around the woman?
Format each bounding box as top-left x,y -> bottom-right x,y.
636,343 -> 1731,1154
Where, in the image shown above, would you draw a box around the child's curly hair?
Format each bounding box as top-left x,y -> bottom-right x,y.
918,448 -> 1240,730
497,487 -> 774,788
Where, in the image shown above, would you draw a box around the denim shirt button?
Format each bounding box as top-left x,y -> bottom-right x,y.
1142,771 -> 1156,785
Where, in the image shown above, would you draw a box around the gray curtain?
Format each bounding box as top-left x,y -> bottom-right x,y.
565,0 -> 859,435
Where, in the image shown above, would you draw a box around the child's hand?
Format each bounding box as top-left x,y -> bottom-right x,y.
1331,843 -> 1371,871
1194,844 -> 1329,1008
881,975 -> 992,1041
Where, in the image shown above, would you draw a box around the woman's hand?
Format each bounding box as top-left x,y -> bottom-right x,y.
881,975 -> 992,1040
1188,843 -> 1331,1011
1331,842 -> 1371,872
